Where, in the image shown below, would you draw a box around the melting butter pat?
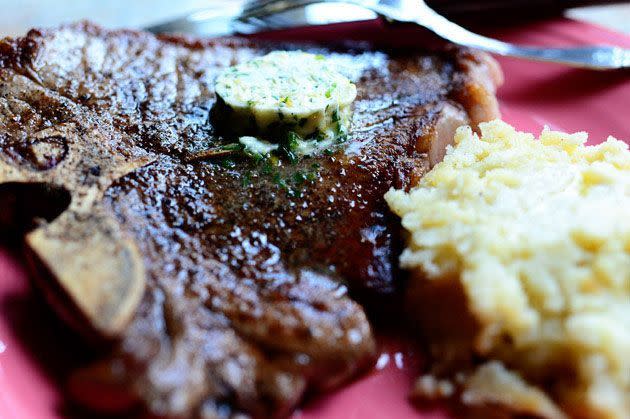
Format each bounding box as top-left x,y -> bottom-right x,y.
239,136 -> 278,156
215,51 -> 356,141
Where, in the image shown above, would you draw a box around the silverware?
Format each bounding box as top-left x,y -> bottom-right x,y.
241,0 -> 630,70
145,1 -> 375,37
147,0 -> 630,70
145,0 -> 249,38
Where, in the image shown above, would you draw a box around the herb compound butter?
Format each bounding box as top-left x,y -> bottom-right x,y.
215,51 -> 357,149
386,120 -> 630,419
238,136 -> 278,156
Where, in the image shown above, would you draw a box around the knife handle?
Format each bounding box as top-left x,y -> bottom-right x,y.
427,0 -> 625,15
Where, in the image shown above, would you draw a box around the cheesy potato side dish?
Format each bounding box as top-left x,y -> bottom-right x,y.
386,120 -> 630,419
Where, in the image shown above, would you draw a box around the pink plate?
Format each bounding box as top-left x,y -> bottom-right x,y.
0,17 -> 629,419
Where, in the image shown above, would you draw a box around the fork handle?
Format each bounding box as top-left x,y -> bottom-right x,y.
414,3 -> 630,69
428,0 -> 626,15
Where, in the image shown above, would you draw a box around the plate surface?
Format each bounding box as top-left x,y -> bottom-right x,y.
0,17 -> 628,419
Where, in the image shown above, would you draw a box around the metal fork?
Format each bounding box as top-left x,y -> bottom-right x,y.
239,0 -> 630,70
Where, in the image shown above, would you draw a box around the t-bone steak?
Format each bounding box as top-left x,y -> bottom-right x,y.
0,22 -> 501,418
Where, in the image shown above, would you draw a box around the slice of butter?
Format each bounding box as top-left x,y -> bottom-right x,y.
214,51 -> 356,142
239,136 -> 278,157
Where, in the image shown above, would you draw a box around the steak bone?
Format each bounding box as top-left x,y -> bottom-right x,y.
0,72 -> 154,337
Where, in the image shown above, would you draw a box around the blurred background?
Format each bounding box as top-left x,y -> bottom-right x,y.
0,0 -> 628,36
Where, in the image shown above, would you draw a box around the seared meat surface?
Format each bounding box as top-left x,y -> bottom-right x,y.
0,22 -> 500,418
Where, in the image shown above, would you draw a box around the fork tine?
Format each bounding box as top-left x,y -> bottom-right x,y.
242,0 -> 269,12
260,13 -> 296,29
242,0 -> 321,19
241,15 -> 273,29
243,0 -> 291,14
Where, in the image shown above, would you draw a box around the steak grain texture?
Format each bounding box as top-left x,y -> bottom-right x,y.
0,22 -> 501,418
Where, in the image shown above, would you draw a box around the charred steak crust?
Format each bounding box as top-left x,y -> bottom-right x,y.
0,22 -> 501,418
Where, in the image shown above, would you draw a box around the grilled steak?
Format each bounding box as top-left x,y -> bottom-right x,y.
0,22 -> 501,418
